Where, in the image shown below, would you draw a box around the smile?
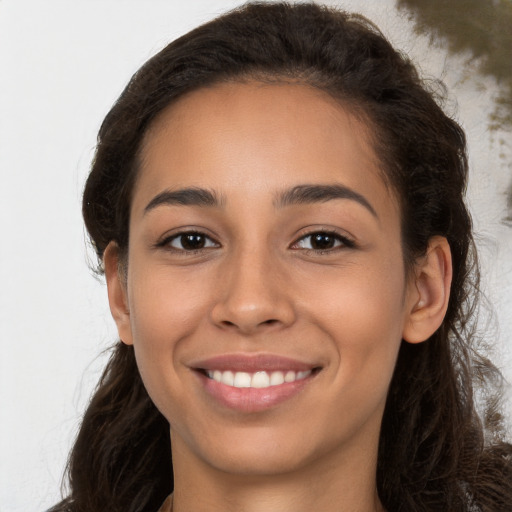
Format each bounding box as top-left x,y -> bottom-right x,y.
205,369 -> 312,389
191,354 -> 321,412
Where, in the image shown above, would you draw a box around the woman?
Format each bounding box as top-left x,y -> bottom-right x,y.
50,2 -> 512,511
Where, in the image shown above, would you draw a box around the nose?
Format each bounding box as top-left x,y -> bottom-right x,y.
210,247 -> 296,335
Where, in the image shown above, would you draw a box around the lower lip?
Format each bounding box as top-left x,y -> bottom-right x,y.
197,372 -> 314,412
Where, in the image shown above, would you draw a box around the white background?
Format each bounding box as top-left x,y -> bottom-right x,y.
1,1 -> 511,511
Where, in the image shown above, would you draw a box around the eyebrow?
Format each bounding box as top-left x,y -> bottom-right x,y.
144,183 -> 377,218
144,187 -> 223,213
275,184 -> 378,218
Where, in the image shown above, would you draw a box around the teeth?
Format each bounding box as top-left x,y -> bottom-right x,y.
233,372 -> 251,388
221,370 -> 234,386
206,369 -> 312,388
252,371 -> 270,388
284,370 -> 296,383
270,371 -> 285,386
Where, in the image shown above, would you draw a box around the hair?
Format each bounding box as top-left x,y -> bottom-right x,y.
50,3 -> 512,511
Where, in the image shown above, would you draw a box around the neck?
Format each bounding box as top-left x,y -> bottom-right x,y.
170,428 -> 385,512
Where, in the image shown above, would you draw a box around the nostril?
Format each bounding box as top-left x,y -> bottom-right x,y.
219,318 -> 279,330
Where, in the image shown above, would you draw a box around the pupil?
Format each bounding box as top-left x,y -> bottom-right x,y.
181,233 -> 205,250
312,233 -> 334,249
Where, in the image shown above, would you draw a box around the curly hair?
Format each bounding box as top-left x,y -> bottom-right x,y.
50,3 -> 512,511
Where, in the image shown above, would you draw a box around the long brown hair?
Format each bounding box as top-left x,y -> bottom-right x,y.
51,3 -> 512,511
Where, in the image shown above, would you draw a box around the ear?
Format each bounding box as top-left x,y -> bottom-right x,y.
103,242 -> 133,345
402,236 -> 452,344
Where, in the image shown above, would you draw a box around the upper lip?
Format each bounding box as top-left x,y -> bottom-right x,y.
190,354 -> 320,373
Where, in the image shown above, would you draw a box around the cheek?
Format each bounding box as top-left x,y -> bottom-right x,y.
127,259 -> 214,343
303,271 -> 406,441
126,265 -> 213,408
129,283 -> 204,344
303,258 -> 406,381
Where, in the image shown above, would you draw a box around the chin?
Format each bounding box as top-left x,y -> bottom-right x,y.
172,416 -> 364,479
203,442 -> 319,477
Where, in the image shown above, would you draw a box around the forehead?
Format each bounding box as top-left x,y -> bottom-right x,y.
134,81 -> 397,219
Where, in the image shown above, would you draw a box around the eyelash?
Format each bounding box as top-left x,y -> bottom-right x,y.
290,230 -> 356,254
156,231 -> 219,254
156,229 -> 355,255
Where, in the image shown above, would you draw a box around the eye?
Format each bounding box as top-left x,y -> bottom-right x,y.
291,231 -> 354,252
161,231 -> 219,252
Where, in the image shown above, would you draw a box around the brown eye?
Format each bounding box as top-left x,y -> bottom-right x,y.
310,233 -> 337,250
180,233 -> 206,250
166,232 -> 219,251
292,231 -> 354,252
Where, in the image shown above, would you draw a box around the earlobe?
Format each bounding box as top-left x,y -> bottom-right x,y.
103,242 -> 133,346
402,236 -> 452,344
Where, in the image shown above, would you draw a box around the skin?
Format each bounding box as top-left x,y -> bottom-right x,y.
105,82 -> 452,512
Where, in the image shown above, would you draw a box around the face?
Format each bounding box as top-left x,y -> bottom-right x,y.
110,82 -> 422,478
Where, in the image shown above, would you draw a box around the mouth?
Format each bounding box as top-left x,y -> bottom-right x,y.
191,354 -> 322,412
199,368 -> 316,389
